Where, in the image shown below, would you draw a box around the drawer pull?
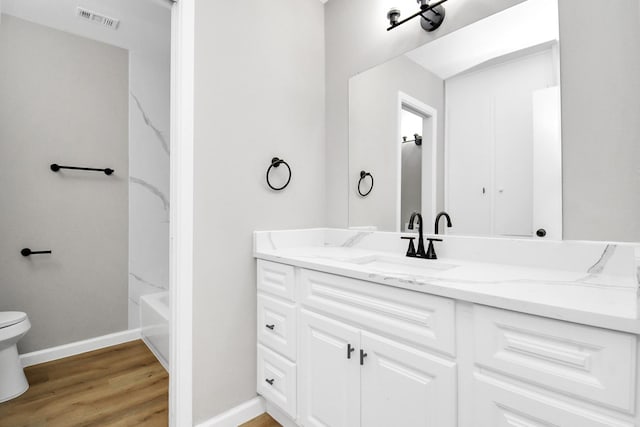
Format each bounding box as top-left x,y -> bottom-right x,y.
360,349 -> 368,365
265,378 -> 275,386
265,324 -> 275,330
347,343 -> 355,359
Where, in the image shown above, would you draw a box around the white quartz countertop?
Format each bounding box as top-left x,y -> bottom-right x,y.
255,242 -> 640,334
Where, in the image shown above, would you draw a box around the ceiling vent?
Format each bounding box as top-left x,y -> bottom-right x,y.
76,7 -> 120,30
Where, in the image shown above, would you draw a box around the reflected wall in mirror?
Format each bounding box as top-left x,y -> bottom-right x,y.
350,0 -> 562,238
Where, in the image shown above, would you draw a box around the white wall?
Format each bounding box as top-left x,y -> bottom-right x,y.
0,15 -> 129,352
558,0 -> 640,242
326,0 -> 640,242
192,0 -> 325,422
349,55 -> 443,231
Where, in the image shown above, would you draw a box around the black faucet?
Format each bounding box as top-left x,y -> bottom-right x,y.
407,212 -> 427,258
434,211 -> 452,235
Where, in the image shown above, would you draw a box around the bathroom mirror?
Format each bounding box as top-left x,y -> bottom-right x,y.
349,0 -> 563,239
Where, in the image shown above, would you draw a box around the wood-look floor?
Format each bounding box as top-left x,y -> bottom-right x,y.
240,413 -> 281,427
0,340 -> 168,427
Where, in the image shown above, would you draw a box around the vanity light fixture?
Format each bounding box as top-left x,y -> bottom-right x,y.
386,0 -> 448,32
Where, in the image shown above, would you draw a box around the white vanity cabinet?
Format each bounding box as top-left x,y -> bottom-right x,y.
298,309 -> 361,427
256,259 -> 639,427
298,309 -> 456,427
256,261 -> 298,419
359,331 -> 456,427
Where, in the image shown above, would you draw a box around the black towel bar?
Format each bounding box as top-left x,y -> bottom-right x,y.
51,164 -> 114,175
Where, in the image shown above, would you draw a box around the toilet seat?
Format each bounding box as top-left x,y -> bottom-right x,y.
0,312 -> 27,329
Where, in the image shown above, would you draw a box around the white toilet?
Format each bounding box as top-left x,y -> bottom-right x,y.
0,312 -> 31,403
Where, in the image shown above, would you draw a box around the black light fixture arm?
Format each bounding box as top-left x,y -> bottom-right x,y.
387,0 -> 449,32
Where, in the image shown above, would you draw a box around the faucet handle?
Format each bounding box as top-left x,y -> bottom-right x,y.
401,236 -> 417,257
425,238 -> 443,260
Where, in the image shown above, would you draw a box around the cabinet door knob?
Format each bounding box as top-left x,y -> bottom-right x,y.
360,349 -> 368,365
265,378 -> 275,385
347,343 -> 355,359
265,324 -> 275,330
536,228 -> 547,238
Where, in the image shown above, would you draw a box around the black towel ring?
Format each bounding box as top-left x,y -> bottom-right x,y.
266,157 -> 292,191
358,171 -> 374,197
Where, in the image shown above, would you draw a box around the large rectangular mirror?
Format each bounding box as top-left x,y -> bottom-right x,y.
348,0 -> 640,241
350,0 -> 560,238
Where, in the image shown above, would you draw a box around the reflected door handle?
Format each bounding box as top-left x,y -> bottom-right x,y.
265,324 -> 275,330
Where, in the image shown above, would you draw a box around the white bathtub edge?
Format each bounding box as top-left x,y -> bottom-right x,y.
142,335 -> 169,372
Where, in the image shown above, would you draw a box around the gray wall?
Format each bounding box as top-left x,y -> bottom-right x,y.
349,56 -> 443,230
326,0 -> 640,242
0,15 -> 129,352
558,0 -> 640,242
192,0 -> 325,422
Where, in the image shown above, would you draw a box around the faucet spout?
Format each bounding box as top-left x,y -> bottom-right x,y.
408,212 -> 427,257
434,211 -> 452,235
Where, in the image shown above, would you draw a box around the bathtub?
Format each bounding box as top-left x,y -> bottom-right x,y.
140,292 -> 169,370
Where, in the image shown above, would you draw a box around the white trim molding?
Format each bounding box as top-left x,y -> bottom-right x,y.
194,397 -> 266,427
20,329 -> 141,368
169,0 -> 195,425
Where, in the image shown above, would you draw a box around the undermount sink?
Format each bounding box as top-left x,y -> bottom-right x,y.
348,254 -> 457,276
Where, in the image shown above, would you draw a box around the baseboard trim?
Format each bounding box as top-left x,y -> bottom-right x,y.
195,396 -> 266,427
20,329 -> 142,367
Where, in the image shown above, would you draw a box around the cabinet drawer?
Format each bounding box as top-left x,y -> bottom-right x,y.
472,372 -> 634,427
257,260 -> 295,301
473,305 -> 637,413
257,344 -> 297,418
299,269 -> 456,356
257,293 -> 296,361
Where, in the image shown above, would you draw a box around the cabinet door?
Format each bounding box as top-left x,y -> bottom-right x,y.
299,309 -> 360,427
360,331 -> 457,427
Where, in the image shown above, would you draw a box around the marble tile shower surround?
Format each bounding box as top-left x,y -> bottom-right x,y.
128,75 -> 170,328
254,228 -> 640,333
